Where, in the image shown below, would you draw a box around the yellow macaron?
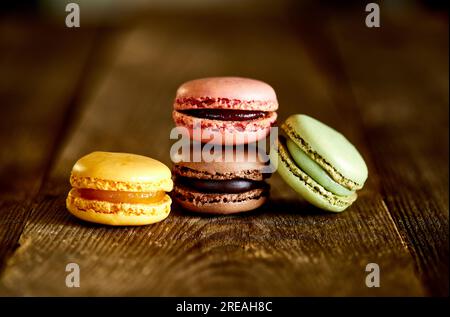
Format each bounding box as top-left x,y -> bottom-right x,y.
66,151 -> 173,226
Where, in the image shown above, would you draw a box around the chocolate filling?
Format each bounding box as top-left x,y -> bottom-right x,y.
176,177 -> 269,193
179,109 -> 267,121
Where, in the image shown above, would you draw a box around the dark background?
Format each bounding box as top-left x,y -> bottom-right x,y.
0,0 -> 448,296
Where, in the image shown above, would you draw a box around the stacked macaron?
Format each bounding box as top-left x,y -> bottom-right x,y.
172,147 -> 270,214
173,77 -> 278,145
171,77 -> 278,214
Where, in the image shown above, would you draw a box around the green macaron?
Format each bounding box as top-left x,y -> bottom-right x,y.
271,114 -> 368,212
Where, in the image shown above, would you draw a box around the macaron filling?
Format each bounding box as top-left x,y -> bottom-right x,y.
176,177 -> 268,194
178,109 -> 268,121
285,139 -> 354,196
74,188 -> 166,204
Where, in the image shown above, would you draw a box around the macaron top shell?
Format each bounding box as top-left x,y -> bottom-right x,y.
70,152 -> 173,192
172,146 -> 269,181
174,77 -> 278,111
282,115 -> 368,189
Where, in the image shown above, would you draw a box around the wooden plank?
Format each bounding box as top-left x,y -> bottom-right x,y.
325,9 -> 449,295
0,17 -> 96,272
0,13 -> 424,295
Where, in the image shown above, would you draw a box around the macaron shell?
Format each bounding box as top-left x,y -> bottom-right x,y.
70,174 -> 173,192
174,77 -> 278,111
283,115 -> 368,189
173,109 -> 277,132
172,110 -> 276,145
175,97 -> 277,112
271,140 -> 357,212
173,185 -> 267,214
71,152 -> 173,186
173,164 -> 266,182
186,126 -> 271,145
66,189 -> 171,225
67,205 -> 170,226
173,146 -> 269,181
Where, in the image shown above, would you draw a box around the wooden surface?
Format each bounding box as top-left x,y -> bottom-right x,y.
0,6 -> 448,296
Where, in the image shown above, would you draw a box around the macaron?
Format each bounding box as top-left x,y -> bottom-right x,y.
172,146 -> 271,214
66,151 -> 173,226
271,114 -> 368,212
172,77 -> 278,145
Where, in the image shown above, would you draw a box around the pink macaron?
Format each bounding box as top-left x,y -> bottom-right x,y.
172,77 -> 278,145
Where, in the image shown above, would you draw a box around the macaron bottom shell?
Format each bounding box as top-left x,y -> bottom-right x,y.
271,138 -> 357,212
172,185 -> 268,214
172,110 -> 277,145
185,126 -> 271,145
66,189 -> 172,226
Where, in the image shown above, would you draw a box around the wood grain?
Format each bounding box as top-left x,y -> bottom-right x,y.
0,16 -> 96,273
0,12 -> 432,296
327,9 -> 449,296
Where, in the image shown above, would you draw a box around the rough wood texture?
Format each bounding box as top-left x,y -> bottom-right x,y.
0,8 -> 447,296
328,10 -> 449,296
0,17 -> 96,273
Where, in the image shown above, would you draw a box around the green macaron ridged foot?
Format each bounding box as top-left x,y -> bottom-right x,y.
274,114 -> 368,212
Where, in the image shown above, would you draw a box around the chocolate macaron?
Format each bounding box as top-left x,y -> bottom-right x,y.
172,147 -> 270,214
